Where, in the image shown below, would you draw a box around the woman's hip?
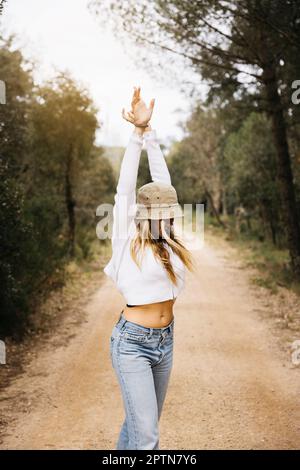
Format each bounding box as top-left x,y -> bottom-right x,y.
110,313 -> 174,371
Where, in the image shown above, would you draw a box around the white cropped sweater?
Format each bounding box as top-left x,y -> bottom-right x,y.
103,129 -> 185,305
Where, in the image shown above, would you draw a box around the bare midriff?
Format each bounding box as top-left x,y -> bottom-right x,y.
122,298 -> 176,328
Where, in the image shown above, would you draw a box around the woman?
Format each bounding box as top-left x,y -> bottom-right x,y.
104,86 -> 195,450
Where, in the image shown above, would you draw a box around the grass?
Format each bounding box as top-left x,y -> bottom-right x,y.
205,213 -> 300,296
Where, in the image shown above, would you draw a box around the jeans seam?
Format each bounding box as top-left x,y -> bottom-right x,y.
122,337 -> 147,345
152,334 -> 173,367
116,334 -> 139,449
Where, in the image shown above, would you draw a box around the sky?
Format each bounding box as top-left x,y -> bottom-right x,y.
1,0 -> 200,147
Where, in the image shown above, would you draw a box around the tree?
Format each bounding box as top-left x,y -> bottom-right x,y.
0,34 -> 33,172
91,0 -> 300,275
29,73 -> 99,257
224,112 -> 281,243
169,104 -> 226,225
76,145 -> 116,258
0,36 -> 36,337
0,34 -> 113,337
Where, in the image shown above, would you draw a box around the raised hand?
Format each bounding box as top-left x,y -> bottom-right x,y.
122,86 -> 155,128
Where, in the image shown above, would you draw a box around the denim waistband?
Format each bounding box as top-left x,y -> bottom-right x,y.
116,310 -> 174,336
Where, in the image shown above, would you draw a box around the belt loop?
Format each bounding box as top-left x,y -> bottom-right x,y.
118,309 -> 127,330
149,327 -> 153,337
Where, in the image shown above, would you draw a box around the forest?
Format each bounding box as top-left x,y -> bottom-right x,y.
1,0 -> 300,339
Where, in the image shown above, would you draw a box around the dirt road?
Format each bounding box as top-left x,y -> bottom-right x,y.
1,231 -> 299,449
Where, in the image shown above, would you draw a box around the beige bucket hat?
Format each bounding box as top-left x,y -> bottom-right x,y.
135,182 -> 184,220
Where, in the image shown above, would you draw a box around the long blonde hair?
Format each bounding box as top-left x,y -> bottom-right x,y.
130,218 -> 195,285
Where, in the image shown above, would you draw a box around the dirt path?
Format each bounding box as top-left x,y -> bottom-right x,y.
0,231 -> 299,450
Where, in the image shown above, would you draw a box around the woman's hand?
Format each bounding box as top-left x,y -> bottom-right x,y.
122,86 -> 155,128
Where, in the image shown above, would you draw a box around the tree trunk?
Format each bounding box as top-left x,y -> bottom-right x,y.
269,216 -> 277,246
205,187 -> 226,228
257,202 -> 267,240
262,63 -> 300,276
221,186 -> 228,217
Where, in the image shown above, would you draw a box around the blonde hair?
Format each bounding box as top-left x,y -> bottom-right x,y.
130,218 -> 196,285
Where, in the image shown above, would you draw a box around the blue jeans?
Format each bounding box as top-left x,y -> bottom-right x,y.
110,310 -> 174,450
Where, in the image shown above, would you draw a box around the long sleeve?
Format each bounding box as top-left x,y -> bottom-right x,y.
111,130 -> 143,249
144,129 -> 171,185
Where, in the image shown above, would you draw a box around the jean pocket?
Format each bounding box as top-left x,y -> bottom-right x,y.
163,330 -> 174,346
121,330 -> 148,343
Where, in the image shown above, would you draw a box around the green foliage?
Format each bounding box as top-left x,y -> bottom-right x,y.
75,146 -> 116,259
0,34 -> 33,172
169,145 -> 204,204
224,112 -> 283,244
168,105 -> 224,208
92,0 -> 300,275
137,150 -> 152,188
0,36 -> 115,338
0,162 -> 35,338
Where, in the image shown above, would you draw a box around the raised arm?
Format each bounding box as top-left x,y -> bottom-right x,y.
111,128 -> 143,248
111,85 -> 155,248
144,128 -> 171,185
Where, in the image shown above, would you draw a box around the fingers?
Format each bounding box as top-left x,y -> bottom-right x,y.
128,110 -> 135,120
122,107 -> 134,123
131,85 -> 139,108
148,98 -> 155,110
131,88 -> 136,108
125,86 -> 154,126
